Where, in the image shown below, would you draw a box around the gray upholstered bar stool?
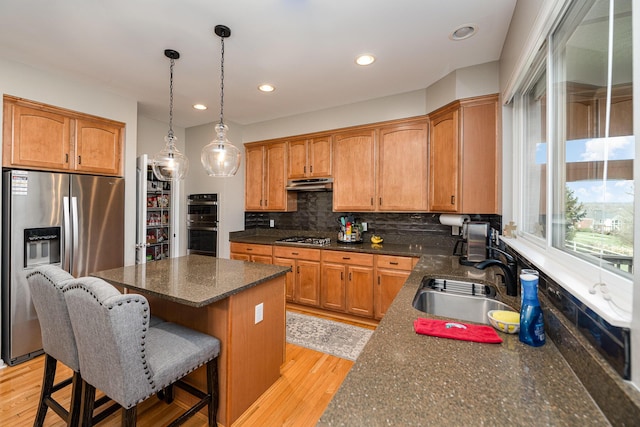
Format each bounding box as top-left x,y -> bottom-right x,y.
28,265 -> 123,426
63,277 -> 220,427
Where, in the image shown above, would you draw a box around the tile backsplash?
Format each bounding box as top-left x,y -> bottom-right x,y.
245,191 -> 501,244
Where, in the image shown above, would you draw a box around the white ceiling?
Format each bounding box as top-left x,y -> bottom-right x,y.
0,0 -> 516,128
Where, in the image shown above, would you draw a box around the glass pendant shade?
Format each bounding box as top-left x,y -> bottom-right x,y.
201,123 -> 241,177
152,49 -> 188,181
152,135 -> 189,181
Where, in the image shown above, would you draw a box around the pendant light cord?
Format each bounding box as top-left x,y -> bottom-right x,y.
168,57 -> 175,141
219,35 -> 225,126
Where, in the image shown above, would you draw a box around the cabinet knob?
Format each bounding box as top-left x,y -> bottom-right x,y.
65,153 -> 69,163
451,195 -> 455,205
310,165 -> 313,173
78,155 -> 81,165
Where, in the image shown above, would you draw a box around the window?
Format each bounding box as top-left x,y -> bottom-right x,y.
513,0 -> 633,319
522,65 -> 548,241
551,0 -> 633,277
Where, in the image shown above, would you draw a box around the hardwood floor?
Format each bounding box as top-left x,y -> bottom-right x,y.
0,311 -> 375,426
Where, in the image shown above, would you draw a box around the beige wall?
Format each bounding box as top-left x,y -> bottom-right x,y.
425,61 -> 500,113
184,121 -> 245,258
242,89 -> 427,143
0,57 -> 139,266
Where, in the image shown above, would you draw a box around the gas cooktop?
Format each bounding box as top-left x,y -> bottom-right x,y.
275,236 -> 331,246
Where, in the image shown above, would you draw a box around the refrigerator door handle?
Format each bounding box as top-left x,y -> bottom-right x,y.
71,196 -> 79,273
63,196 -> 71,272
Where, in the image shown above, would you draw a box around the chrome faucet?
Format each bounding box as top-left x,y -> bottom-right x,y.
474,247 -> 518,296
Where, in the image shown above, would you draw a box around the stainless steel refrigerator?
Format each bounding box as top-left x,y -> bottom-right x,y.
1,169 -> 125,366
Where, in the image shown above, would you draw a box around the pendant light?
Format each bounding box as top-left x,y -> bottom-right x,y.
201,25 -> 242,177
152,49 -> 189,181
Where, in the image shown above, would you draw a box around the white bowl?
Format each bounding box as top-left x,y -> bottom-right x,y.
487,309 -> 520,334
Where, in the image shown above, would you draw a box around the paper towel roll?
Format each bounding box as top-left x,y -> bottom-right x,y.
439,214 -> 470,227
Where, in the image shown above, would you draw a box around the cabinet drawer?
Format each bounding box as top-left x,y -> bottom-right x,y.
322,250 -> 373,266
230,242 -> 272,256
273,246 -> 321,261
375,255 -> 415,270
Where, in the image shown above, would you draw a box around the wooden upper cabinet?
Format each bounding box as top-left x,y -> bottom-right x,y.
265,142 -> 288,210
428,107 -> 460,212
332,130 -> 376,211
459,96 -> 499,214
245,144 -> 265,210
378,121 -> 428,211
245,142 -> 296,212
75,118 -> 122,175
3,103 -> 72,171
288,136 -> 332,179
428,94 -> 499,214
3,96 -> 124,176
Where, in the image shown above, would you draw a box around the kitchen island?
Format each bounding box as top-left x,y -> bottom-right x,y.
93,254 -> 290,427
318,255 -> 609,426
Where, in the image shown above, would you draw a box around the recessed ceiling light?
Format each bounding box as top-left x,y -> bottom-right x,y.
258,84 -> 275,93
193,104 -> 207,110
355,54 -> 376,66
449,24 -> 478,41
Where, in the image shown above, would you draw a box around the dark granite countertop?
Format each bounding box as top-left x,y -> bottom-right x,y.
229,229 -> 453,257
318,255 -> 608,426
92,254 -> 290,307
230,229 -> 608,424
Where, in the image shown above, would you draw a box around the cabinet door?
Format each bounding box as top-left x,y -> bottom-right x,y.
274,257 -> 296,302
265,142 -> 287,210
287,139 -> 308,179
296,260 -> 321,307
333,131 -> 376,211
5,103 -> 71,170
346,265 -> 374,317
460,97 -> 499,214
429,109 -> 460,212
321,263 -> 346,312
378,122 -> 428,211
374,269 -> 410,319
245,145 -> 265,210
251,255 -> 273,264
230,253 -> 251,261
308,137 -> 332,177
75,118 -> 122,176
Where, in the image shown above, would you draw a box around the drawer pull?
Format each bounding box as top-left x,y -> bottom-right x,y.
292,252 -> 299,255
247,248 -> 253,251
389,261 -> 399,265
342,257 -> 350,260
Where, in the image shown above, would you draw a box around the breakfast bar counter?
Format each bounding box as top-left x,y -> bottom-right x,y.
93,255 -> 290,427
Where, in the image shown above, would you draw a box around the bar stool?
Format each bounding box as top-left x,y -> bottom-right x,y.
63,277 -> 220,427
27,265 -> 126,427
27,265 -> 81,426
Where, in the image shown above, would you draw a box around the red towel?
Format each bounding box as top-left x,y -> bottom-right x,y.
413,318 -> 503,344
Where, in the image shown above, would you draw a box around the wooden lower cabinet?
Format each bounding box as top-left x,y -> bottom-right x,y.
374,255 -> 418,319
321,251 -> 374,317
229,242 -> 418,320
273,246 -> 321,307
230,242 -> 273,264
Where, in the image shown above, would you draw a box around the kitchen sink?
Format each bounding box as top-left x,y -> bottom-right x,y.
412,277 -> 515,324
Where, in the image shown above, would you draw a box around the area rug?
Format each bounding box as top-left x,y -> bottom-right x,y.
286,311 -> 374,361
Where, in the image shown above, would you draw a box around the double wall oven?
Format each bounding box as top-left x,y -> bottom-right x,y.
187,194 -> 218,256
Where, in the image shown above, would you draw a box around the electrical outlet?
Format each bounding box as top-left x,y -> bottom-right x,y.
361,222 -> 368,231
255,303 -> 264,324
269,219 -> 275,228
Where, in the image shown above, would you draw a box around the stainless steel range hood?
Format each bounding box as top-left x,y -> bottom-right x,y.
285,177 -> 333,191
